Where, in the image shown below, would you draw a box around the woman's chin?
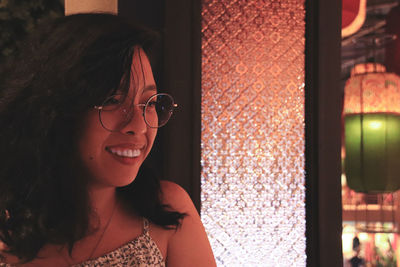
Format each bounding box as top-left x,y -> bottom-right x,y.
88,172 -> 138,189
114,176 -> 137,188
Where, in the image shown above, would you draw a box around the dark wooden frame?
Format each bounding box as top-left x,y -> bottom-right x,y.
161,0 -> 202,211
305,0 -> 343,266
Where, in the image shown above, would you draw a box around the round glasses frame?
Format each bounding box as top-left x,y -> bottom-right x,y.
94,93 -> 177,132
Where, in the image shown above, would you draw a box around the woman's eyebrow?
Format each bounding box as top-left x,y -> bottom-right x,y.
142,85 -> 157,93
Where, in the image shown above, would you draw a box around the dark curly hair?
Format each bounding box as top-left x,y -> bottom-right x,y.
0,13 -> 184,262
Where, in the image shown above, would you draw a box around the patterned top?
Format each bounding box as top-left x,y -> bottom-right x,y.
72,218 -> 165,267
0,219 -> 165,267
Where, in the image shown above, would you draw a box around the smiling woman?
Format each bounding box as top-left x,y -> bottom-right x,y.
77,47 -> 159,189
0,13 -> 215,266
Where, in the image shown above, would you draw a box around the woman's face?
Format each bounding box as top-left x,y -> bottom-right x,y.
78,48 -> 158,189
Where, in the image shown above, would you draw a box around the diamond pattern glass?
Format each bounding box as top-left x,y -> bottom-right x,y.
200,1 -> 306,266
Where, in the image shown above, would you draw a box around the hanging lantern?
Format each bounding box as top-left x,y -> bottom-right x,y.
343,63 -> 400,193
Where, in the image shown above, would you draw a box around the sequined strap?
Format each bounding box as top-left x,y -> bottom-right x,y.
143,218 -> 150,235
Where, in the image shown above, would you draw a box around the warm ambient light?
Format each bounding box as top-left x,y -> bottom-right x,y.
201,0 -> 306,266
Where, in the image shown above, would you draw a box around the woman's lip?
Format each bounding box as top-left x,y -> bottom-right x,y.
105,143 -> 145,150
105,148 -> 142,165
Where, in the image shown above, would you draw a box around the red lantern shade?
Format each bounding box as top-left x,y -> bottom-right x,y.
342,0 -> 366,37
344,63 -> 400,193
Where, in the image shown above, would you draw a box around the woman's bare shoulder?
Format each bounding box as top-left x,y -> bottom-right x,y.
159,180 -> 184,193
159,180 -> 216,267
159,180 -> 193,213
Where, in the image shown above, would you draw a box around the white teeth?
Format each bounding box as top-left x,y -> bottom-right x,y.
108,148 -> 141,158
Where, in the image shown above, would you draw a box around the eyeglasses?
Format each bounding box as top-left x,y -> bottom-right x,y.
94,93 -> 177,132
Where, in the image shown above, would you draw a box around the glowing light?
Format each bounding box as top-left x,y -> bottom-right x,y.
342,173 -> 347,185
375,232 -> 395,253
368,120 -> 383,129
359,233 -> 369,242
342,232 -> 355,253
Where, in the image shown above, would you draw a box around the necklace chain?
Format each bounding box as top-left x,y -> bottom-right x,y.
88,201 -> 117,260
61,201 -> 118,266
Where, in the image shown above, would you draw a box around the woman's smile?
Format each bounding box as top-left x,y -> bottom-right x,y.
107,148 -> 141,158
105,144 -> 145,165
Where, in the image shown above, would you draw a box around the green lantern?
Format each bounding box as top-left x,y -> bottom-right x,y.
343,63 -> 400,193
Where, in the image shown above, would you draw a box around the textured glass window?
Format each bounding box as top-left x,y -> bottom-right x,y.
200,1 -> 306,266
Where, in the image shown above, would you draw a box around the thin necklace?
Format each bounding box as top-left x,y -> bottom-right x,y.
61,201 -> 118,266
88,201 -> 118,260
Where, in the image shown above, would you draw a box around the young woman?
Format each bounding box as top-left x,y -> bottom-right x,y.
0,13 -> 216,266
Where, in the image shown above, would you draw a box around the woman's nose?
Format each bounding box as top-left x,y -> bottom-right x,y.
120,106 -> 147,135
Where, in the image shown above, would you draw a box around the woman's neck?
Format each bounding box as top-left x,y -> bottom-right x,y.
62,186 -> 118,264
89,186 -> 117,223
29,186 -> 119,266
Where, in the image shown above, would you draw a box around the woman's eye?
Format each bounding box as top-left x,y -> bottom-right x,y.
100,95 -> 124,111
147,101 -> 157,109
104,96 -> 122,106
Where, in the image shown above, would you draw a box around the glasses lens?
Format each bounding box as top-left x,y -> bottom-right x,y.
98,93 -> 176,131
144,94 -> 175,128
99,94 -> 129,131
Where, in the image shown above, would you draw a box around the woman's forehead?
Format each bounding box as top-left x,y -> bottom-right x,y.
128,47 -> 156,97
